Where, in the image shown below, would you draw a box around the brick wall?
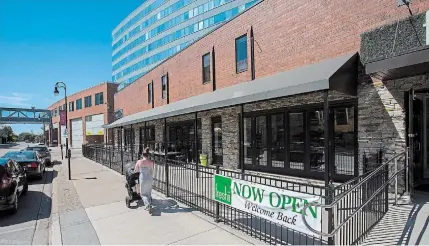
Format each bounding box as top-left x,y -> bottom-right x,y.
48,82 -> 118,146
114,0 -> 429,117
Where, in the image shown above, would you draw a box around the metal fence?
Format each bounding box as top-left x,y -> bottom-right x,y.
82,144 -> 329,245
303,151 -> 406,245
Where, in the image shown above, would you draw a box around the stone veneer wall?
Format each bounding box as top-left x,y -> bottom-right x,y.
358,73 -> 429,192
244,91 -> 352,112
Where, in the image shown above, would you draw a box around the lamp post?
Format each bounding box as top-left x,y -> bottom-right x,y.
39,113 -> 46,145
54,81 -> 71,180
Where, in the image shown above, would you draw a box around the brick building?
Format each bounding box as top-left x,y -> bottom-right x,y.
48,82 -> 118,148
106,0 -> 429,190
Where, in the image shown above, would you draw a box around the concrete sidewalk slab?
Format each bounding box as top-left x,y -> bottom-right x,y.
72,170 -> 125,208
87,200 -> 223,245
170,227 -> 252,245
61,221 -> 100,245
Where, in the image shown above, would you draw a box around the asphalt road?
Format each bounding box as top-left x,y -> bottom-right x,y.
0,142 -> 55,245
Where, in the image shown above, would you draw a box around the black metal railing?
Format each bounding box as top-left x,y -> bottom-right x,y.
302,151 -> 407,245
82,144 -> 329,245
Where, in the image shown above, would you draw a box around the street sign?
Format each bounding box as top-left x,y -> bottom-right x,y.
63,128 -> 68,137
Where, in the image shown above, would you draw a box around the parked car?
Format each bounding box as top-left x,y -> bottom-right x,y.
0,158 -> 28,214
2,151 -> 45,179
24,145 -> 52,166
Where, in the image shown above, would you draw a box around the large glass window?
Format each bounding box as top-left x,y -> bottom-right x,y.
242,104 -> 357,179
271,114 -> 285,168
202,53 -> 211,83
244,117 -> 252,165
289,112 -> 304,170
308,110 -> 325,172
76,99 -> 82,110
84,96 -> 92,108
161,75 -> 167,99
235,35 -> 248,73
167,120 -> 202,163
95,92 -> 104,105
148,82 -> 153,104
255,116 -> 267,166
334,107 -> 355,176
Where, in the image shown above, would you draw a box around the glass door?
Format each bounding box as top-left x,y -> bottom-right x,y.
424,96 -> 429,179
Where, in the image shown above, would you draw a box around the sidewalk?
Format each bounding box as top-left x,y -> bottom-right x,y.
50,149 -> 264,245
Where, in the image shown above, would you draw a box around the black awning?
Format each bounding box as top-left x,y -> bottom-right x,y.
106,53 -> 358,129
366,46 -> 429,80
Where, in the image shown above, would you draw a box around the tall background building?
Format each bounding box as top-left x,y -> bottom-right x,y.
111,0 -> 260,88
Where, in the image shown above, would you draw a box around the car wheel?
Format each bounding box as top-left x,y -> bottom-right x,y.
38,171 -> 44,180
22,181 -> 28,195
9,193 -> 18,215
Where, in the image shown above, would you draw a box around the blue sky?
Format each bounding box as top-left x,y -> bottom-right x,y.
0,0 -> 142,134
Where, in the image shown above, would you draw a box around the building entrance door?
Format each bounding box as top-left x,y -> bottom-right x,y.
409,90 -> 429,192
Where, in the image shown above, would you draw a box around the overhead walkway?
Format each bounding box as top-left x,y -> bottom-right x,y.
0,107 -> 51,124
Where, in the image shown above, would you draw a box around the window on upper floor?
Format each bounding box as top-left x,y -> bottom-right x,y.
76,98 -> 83,110
69,102 -> 74,112
202,53 -> 211,83
84,96 -> 92,108
95,92 -> 104,105
58,105 -> 62,111
235,34 -> 248,73
148,82 -> 153,104
161,75 -> 167,100
63,104 -> 66,111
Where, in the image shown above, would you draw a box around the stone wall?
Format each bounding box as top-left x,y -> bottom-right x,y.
198,107 -> 241,169
244,91 -> 353,113
358,73 -> 429,192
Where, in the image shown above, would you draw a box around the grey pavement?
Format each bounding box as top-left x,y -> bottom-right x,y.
0,142 -> 55,245
362,193 -> 429,245
54,148 -> 264,245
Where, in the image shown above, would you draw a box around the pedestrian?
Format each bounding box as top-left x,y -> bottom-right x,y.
134,147 -> 154,213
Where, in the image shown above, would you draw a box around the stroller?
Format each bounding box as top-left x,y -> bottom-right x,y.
124,162 -> 141,208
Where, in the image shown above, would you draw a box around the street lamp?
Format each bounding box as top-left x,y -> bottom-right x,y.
39,114 -> 44,145
54,81 -> 71,180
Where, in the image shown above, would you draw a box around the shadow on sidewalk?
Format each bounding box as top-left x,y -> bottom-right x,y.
131,198 -> 194,216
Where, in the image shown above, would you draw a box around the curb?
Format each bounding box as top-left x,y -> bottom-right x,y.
50,213 -> 62,245
49,164 -> 62,245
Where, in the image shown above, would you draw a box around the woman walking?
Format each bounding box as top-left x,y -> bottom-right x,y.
134,147 -> 154,213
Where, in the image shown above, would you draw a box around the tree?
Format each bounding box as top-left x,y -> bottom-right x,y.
0,125 -> 14,142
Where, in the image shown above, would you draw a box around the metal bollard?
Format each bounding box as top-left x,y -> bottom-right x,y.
61,144 -> 64,160
68,149 -> 72,180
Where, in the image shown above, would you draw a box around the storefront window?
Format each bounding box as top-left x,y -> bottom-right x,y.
167,120 -> 201,163
255,116 -> 267,166
242,103 -> 356,180
244,117 -> 252,165
289,112 -> 304,170
334,107 -> 355,175
271,114 -> 285,168
308,110 -> 325,172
